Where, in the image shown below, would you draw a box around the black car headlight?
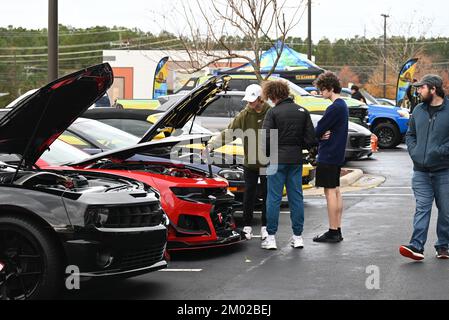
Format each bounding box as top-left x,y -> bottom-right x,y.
218,169 -> 244,181
84,207 -> 109,228
162,213 -> 170,227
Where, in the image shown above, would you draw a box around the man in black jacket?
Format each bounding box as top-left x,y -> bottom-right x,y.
400,74 -> 449,261
261,80 -> 316,250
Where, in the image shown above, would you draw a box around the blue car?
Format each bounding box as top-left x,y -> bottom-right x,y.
341,88 -> 409,149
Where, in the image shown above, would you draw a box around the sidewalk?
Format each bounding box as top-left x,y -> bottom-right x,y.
285,168 -> 385,200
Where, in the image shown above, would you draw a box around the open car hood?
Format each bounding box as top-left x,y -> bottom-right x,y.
70,133 -> 214,167
139,75 -> 230,143
0,63 -> 113,166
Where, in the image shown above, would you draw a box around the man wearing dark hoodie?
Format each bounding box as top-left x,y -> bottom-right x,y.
206,84 -> 271,241
400,74 -> 449,261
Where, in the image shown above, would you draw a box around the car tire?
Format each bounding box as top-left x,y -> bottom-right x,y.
0,215 -> 64,300
373,122 -> 401,149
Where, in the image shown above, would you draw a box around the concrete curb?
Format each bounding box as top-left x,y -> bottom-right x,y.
340,168 -> 364,187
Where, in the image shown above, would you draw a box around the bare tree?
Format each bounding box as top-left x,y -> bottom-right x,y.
176,0 -> 305,82
357,16 -> 432,92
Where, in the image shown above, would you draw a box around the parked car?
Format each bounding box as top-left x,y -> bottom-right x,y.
376,98 -> 396,107
310,114 -> 375,160
38,76 -> 246,251
0,63 -> 168,300
81,108 -> 209,138
79,107 -> 315,189
158,90 -> 374,160
341,88 -> 409,148
169,74 -> 369,126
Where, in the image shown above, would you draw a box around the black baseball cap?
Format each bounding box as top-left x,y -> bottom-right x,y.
413,74 -> 443,88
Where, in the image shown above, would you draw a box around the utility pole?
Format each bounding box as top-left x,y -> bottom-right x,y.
48,0 -> 58,82
381,13 -> 389,98
307,0 -> 312,60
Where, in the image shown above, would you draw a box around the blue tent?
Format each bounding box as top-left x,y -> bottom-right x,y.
215,41 -> 324,86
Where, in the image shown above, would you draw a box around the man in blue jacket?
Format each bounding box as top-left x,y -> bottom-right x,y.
400,74 -> 449,261
312,72 -> 349,243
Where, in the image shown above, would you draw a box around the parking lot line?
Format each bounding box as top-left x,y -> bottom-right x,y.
159,269 -> 203,272
343,194 -> 414,197
375,187 -> 412,189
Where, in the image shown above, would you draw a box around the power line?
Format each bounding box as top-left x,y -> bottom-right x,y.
0,29 -> 133,38
0,36 -> 179,51
0,38 -> 181,59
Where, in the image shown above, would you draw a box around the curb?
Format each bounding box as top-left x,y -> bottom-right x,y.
340,168 -> 364,187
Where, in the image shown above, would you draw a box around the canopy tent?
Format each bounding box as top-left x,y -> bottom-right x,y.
215,41 -> 324,86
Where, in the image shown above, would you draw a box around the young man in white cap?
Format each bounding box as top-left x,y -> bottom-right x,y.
205,84 -> 271,240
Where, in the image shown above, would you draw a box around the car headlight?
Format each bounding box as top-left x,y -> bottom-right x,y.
162,213 -> 170,227
85,207 -> 109,228
218,169 -> 244,181
397,109 -> 410,119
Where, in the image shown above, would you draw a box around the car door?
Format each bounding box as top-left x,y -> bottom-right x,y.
196,95 -> 232,132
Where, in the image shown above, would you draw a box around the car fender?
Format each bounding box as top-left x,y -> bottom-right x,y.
0,185 -> 70,226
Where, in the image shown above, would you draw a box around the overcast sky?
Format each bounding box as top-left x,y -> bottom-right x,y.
1,0 -> 447,41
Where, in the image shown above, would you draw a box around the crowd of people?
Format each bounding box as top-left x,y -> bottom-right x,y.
205,72 -> 449,260
206,71 -> 350,250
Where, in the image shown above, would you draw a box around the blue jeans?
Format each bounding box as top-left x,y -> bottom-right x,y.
266,164 -> 304,236
410,169 -> 449,251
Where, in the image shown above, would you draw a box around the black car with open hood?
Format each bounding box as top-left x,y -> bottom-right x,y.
0,64 -> 168,300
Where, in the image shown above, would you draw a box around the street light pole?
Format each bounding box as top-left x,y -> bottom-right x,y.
381,13 -> 389,98
307,0 -> 312,60
48,0 -> 58,82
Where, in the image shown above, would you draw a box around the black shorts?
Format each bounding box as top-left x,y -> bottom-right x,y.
315,163 -> 341,188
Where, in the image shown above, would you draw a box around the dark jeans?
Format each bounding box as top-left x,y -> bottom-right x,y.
243,167 -> 267,227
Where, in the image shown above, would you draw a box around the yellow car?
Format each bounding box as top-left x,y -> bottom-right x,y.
116,99 -> 160,110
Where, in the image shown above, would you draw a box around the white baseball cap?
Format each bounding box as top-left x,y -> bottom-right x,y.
242,84 -> 262,103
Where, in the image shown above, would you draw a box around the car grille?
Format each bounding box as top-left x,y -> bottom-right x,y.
105,204 -> 163,228
114,244 -> 166,270
349,107 -> 368,124
210,205 -> 235,238
171,187 -> 233,204
350,136 -> 371,148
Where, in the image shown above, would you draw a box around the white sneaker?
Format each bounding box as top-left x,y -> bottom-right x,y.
261,227 -> 268,241
261,235 -> 277,250
291,235 -> 304,249
242,226 -> 253,240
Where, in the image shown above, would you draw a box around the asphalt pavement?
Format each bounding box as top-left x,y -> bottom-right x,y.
65,145 -> 449,300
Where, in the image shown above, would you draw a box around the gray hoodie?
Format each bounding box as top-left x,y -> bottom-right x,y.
406,98 -> 449,172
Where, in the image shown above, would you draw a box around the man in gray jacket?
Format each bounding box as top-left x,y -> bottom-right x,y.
400,74 -> 449,261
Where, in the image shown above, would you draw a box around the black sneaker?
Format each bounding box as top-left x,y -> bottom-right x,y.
436,247 -> 449,259
399,245 -> 424,261
338,228 -> 344,241
313,231 -> 341,243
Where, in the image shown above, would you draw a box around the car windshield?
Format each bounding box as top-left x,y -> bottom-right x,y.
360,89 -> 380,105
286,81 -> 311,96
4,89 -> 38,109
41,139 -> 89,165
149,113 -> 212,135
180,121 -> 213,135
71,119 -> 140,149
